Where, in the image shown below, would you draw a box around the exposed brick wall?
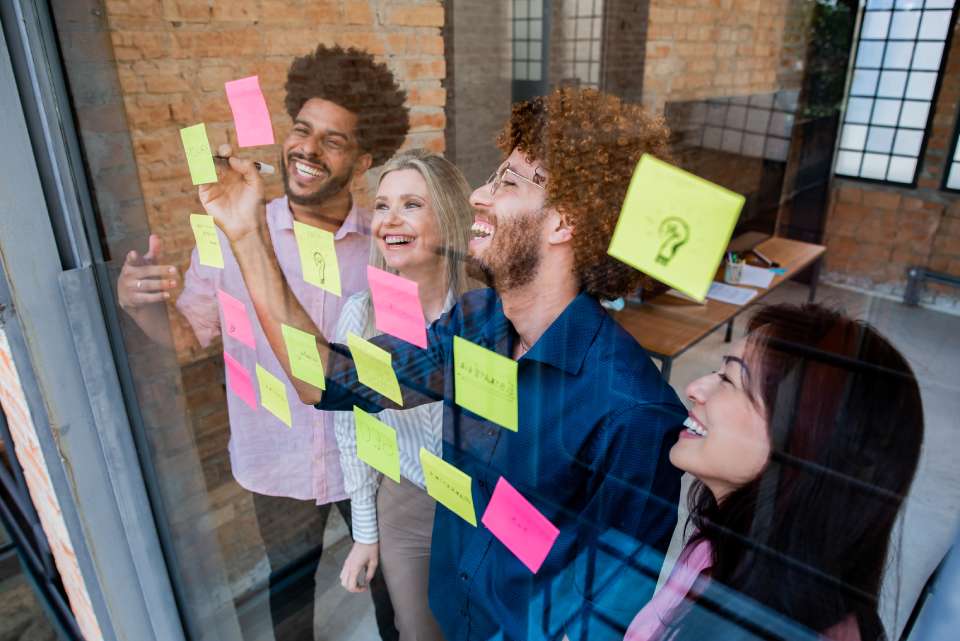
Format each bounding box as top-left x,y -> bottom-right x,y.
0,329 -> 104,641
102,0 -> 448,362
823,13 -> 960,308
640,0 -> 812,112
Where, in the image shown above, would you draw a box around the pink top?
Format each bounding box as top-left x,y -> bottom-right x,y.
177,195 -> 370,503
625,540 -> 862,641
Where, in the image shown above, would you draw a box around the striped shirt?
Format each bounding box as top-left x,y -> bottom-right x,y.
332,290 -> 450,543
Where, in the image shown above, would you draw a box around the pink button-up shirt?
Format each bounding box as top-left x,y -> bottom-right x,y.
177,195 -> 370,503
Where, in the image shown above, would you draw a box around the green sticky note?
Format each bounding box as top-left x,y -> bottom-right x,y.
453,336 -> 518,431
189,213 -> 225,268
420,448 -> 476,526
607,154 -> 745,302
179,123 -> 218,185
255,364 -> 292,427
293,221 -> 341,296
347,332 -> 403,406
280,324 -> 326,390
353,406 -> 401,483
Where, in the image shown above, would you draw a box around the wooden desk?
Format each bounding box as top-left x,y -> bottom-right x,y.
614,237 -> 826,381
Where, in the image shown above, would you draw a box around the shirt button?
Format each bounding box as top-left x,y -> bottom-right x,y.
487,429 -> 496,437
459,571 -> 469,581
478,480 -> 487,490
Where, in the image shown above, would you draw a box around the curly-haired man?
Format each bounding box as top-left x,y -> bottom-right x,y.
116,45 -> 406,641
201,86 -> 686,641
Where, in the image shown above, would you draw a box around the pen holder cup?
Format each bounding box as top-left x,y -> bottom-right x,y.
724,261 -> 744,284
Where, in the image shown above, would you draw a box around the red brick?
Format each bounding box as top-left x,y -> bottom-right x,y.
402,58 -> 445,81
386,5 -> 444,27
410,110 -> 445,131
344,1 -> 374,24
861,189 -> 902,210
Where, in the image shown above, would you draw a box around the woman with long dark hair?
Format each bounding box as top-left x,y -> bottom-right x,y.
625,303 -> 924,641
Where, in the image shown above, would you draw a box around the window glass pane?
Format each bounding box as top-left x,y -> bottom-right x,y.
851,69 -> 880,95
919,11 -> 953,40
867,0 -> 895,8
905,71 -> 938,99
515,0 -> 528,19
862,11 -> 892,38
948,162 -> 960,189
858,40 -> 886,67
899,100 -> 930,128
866,126 -> 895,153
894,0 -> 923,8
530,0 -> 543,18
912,42 -> 944,70
883,41 -> 915,69
841,124 -> 868,149
861,152 -> 890,179
846,97 -> 874,123
835,150 -> 864,175
872,98 -> 902,126
530,20 -> 542,39
745,108 -> 771,133
725,105 -> 747,129
742,133 -> 765,157
893,128 -> 924,155
888,10 -> 921,39
887,155 -> 917,182
878,70 -> 908,97
529,61 -> 542,80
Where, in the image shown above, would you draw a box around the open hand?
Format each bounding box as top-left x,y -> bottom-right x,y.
117,235 -> 179,311
198,144 -> 266,244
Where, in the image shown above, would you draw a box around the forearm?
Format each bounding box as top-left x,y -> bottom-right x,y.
231,225 -> 329,404
121,301 -> 174,348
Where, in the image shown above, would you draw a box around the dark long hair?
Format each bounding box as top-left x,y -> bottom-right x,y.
665,303 -> 924,641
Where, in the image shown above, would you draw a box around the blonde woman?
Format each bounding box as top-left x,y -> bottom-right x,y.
335,149 -> 473,641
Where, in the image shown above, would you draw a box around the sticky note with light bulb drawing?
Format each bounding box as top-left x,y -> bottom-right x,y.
607,154 -> 745,302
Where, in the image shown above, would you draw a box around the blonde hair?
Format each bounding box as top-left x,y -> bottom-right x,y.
371,148 -> 474,299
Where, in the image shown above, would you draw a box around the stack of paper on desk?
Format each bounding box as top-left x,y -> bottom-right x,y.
706,282 -> 758,306
738,265 -> 776,288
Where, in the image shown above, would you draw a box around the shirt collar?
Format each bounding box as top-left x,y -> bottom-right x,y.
272,195 -> 370,240
486,291 -> 605,376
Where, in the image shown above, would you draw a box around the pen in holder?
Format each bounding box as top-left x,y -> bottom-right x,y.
724,252 -> 744,284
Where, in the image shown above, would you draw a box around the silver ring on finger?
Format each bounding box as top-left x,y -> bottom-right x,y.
137,279 -> 142,290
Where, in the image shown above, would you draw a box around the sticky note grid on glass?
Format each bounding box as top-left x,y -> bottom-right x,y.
180,123 -> 218,185
354,406 -> 401,483
293,221 -> 342,296
420,448 -> 476,526
607,154 -> 745,302
453,336 -> 518,431
190,214 -> 224,268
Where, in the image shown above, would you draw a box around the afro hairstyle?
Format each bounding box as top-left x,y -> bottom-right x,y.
496,87 -> 673,300
285,45 -> 410,167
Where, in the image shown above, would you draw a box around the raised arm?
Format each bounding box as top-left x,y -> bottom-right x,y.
198,145 -> 328,405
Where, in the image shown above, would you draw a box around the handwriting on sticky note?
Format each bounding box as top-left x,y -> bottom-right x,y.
217,289 -> 256,349
281,324 -> 325,389
367,266 -> 427,349
190,214 -> 225,268
453,336 -> 518,431
347,333 -> 403,406
420,448 -> 476,526
180,123 -> 218,185
224,352 -> 257,409
293,221 -> 341,296
354,406 -> 401,482
255,364 -> 292,427
481,477 -> 560,574
607,154 -> 745,302
225,75 -> 274,148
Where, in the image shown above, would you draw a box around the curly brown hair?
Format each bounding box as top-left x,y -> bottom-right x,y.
496,87 -> 673,299
285,45 -> 409,167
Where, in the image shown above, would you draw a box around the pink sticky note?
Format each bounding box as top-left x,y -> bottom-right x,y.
367,266 -> 427,348
223,352 -> 257,409
481,477 -> 560,574
225,75 -> 274,147
217,289 -> 256,349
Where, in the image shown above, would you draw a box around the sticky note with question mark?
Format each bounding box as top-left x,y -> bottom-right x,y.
607,154 -> 745,302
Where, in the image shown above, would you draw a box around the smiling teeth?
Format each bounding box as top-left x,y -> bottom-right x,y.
471,221 -> 494,238
296,162 -> 323,177
385,235 -> 413,245
683,416 -> 707,437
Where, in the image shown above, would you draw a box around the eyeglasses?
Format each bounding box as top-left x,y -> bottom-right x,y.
485,163 -> 546,195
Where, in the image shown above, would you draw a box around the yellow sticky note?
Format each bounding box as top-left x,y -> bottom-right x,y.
179,123 -> 218,185
420,448 -> 476,526
353,406 -> 401,483
293,221 -> 341,296
453,336 -> 518,431
347,333 -> 403,406
607,154 -> 745,302
281,324 -> 326,390
189,213 -> 225,268
255,364 -> 292,427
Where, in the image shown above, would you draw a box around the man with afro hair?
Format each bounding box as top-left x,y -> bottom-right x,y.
200,86 -> 686,641
117,45 -> 407,641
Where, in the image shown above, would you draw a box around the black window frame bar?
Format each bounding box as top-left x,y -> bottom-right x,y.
942,101 -> 960,191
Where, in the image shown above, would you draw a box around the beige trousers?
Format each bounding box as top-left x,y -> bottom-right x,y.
377,476 -> 446,641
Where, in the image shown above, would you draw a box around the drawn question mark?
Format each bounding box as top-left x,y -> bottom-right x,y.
655,216 -> 690,266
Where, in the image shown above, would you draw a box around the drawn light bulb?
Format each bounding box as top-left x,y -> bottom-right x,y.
313,251 -> 326,284
655,216 -> 690,266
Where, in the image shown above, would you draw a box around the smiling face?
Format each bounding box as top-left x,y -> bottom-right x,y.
466,148 -> 549,291
373,168 -> 444,277
281,98 -> 370,207
669,339 -> 771,500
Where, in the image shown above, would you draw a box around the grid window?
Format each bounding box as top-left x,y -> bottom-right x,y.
560,0 -> 603,87
835,0 -> 956,184
512,0 -> 544,81
689,91 -> 799,162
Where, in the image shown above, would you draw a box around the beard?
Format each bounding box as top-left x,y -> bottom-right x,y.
281,152 -> 353,206
466,208 -> 545,292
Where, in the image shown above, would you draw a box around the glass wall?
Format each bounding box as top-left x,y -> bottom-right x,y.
37,1 -> 960,640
